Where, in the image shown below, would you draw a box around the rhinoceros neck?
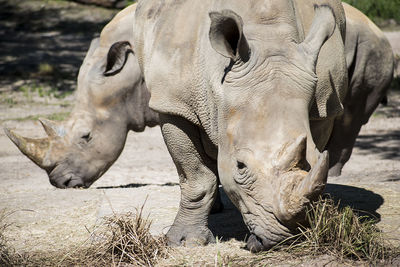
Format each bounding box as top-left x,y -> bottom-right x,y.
126,79 -> 159,132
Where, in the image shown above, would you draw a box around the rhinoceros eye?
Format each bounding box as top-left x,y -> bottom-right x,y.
81,132 -> 92,143
234,160 -> 254,186
237,161 -> 247,174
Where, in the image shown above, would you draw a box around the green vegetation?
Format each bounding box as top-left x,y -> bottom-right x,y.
343,0 -> 400,24
38,63 -> 54,76
9,112 -> 71,122
1,98 -> 17,107
125,0 -> 136,7
17,83 -> 73,99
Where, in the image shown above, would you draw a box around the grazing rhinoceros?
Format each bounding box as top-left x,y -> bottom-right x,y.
4,1 -> 393,194
4,4 -> 159,188
132,0 -> 349,250
327,2 -> 394,176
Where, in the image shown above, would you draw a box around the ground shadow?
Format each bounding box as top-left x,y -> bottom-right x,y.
324,183 -> 384,221
354,130 -> 400,161
0,0 -> 117,91
209,183 -> 384,242
96,182 -> 179,189
208,187 -> 249,241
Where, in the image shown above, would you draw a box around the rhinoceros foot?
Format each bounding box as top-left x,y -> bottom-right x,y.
328,163 -> 343,177
166,224 -> 215,247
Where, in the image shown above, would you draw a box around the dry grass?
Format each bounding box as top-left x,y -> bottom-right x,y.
0,210 -> 13,266
1,198 -> 398,266
0,206 -> 168,267
60,205 -> 169,266
0,210 -> 26,266
253,196 -> 398,265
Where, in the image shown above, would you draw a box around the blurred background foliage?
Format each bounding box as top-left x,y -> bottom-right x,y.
343,0 -> 400,24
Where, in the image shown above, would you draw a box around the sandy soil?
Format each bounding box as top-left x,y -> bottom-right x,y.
0,0 -> 399,265
1,95 -> 400,265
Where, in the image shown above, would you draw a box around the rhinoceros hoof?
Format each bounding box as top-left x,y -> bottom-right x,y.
328,163 -> 343,177
166,224 -> 215,247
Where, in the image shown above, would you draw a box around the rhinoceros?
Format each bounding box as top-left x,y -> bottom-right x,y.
327,2 -> 394,176
131,0 -> 393,251
4,0 -> 393,195
4,4 -> 159,188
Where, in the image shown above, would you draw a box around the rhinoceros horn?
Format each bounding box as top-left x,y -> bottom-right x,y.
275,134 -> 308,172
276,143 -> 329,225
38,118 -> 60,138
3,120 -> 62,170
296,150 -> 329,200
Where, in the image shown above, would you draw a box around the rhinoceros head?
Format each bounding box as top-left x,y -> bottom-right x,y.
5,36 -> 152,188
209,6 -> 336,251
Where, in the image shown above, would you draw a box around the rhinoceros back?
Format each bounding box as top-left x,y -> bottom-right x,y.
133,0 -> 347,138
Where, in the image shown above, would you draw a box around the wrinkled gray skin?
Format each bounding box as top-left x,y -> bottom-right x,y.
5,4 -> 159,188
327,2 -> 394,176
133,0 -> 349,251
4,1 -> 392,192
5,1 -> 393,249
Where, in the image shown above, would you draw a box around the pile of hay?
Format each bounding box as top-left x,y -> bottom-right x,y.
245,196 -> 398,266
0,210 -> 13,266
0,207 -> 168,267
0,210 -> 25,266
62,207 -> 168,266
1,197 -> 397,266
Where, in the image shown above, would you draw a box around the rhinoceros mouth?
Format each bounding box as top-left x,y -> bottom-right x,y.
242,209 -> 293,252
49,165 -> 85,188
246,233 -> 277,252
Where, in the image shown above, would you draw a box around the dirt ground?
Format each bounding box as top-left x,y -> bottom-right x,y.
0,0 -> 399,265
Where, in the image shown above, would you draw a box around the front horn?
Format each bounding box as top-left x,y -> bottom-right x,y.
296,150 -> 329,200
275,150 -> 329,226
4,127 -> 51,170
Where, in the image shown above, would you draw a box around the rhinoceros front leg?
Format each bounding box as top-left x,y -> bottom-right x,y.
160,114 -> 218,246
327,104 -> 364,177
327,85 -> 387,176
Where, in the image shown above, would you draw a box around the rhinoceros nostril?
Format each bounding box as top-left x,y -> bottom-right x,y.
62,178 -> 71,188
66,178 -> 85,188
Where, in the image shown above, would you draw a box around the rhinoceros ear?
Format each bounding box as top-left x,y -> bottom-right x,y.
298,5 -> 336,72
209,10 -> 250,61
85,38 -> 100,62
104,41 -> 133,76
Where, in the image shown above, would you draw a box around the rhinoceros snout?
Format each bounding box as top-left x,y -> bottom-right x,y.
246,233 -> 276,252
49,173 -> 86,189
